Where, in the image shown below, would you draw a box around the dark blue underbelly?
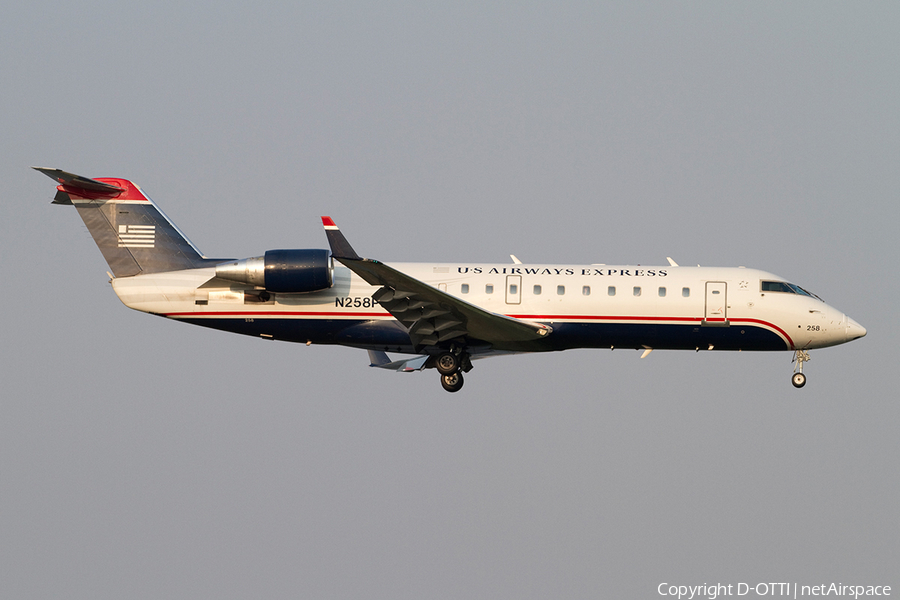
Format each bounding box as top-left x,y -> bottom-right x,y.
172,316 -> 788,353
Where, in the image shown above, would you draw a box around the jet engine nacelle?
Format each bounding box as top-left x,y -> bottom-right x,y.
215,249 -> 333,293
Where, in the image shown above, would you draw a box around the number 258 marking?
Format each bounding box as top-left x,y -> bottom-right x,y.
335,297 -> 376,308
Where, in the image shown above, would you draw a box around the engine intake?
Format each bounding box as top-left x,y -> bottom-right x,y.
215,249 -> 333,293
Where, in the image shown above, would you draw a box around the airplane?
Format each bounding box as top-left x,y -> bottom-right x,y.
35,167 -> 866,392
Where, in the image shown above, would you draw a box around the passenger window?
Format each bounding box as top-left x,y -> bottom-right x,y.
486,284 -> 493,294
533,285 -> 542,295
608,286 -> 616,296
659,287 -> 666,297
582,286 -> 590,296
633,286 -> 641,297
682,287 -> 690,298
509,284 -> 518,295
557,285 -> 565,295
461,284 -> 469,294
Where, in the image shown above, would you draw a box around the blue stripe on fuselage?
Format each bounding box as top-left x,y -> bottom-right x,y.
170,316 -> 788,352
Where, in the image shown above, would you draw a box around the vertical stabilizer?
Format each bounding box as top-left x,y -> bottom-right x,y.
35,168 -> 213,277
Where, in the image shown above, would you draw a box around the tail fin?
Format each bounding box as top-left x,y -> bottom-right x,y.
35,167 -> 215,277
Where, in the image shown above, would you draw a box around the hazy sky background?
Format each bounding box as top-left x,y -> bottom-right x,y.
2,2 -> 897,598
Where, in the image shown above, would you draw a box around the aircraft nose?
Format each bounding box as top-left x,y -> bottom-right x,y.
845,315 -> 866,340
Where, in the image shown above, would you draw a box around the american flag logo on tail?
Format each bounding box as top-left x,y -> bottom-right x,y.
117,224 -> 155,248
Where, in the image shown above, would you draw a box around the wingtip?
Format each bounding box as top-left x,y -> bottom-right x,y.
321,216 -> 337,229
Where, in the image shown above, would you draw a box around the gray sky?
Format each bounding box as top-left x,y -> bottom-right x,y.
2,2 -> 897,598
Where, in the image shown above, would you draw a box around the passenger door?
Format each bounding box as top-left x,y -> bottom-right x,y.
704,281 -> 727,324
505,275 -> 522,305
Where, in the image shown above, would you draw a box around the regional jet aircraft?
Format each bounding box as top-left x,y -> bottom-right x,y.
35,168 -> 866,392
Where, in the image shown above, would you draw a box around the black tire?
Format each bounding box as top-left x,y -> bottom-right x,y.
792,372 -> 806,388
436,352 -> 459,375
440,371 -> 464,393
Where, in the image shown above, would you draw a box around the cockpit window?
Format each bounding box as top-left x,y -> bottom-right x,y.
761,280 -> 822,300
789,284 -> 812,298
761,281 -> 793,293
793,285 -> 821,300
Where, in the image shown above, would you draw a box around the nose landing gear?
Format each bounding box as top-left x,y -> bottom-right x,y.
792,350 -> 810,388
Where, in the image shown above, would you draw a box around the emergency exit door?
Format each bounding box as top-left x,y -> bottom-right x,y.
506,275 -> 522,304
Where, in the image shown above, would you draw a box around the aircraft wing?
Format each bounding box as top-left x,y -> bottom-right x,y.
322,217 -> 552,350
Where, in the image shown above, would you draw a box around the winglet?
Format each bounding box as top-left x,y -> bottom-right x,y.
367,349 -> 392,367
321,216 -> 361,260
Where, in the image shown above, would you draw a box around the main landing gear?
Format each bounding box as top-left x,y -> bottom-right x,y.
792,350 -> 810,388
441,371 -> 464,393
436,348 -> 472,393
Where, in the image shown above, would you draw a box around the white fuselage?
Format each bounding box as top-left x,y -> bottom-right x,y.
111,261 -> 865,354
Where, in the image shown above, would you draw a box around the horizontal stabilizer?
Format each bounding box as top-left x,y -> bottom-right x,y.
33,167 -> 125,199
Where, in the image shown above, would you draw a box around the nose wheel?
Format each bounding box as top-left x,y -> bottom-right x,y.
791,350 -> 810,388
